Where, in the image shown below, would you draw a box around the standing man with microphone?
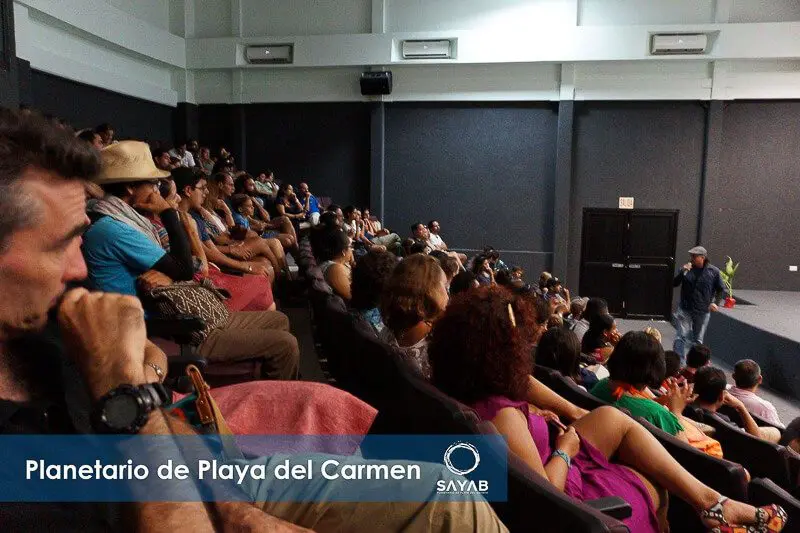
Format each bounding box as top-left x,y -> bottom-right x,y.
672,246 -> 728,364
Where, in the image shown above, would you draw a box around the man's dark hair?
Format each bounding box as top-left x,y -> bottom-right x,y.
326,203 -> 341,213
732,359 -> 761,389
694,366 -> 728,404
536,327 -> 582,380
95,123 -> 114,134
607,331 -> 666,389
343,206 -> 357,218
318,229 -> 350,262
152,147 -> 169,159
411,222 -> 425,234
664,350 -> 682,379
583,298 -> 609,322
545,277 -> 561,290
76,129 -> 98,144
532,296 -> 551,327
350,249 -> 397,311
427,220 -> 438,229
409,240 -> 429,255
495,269 -> 512,286
686,344 -> 712,369
0,109 -> 100,252
449,271 -> 477,296
172,166 -> 204,194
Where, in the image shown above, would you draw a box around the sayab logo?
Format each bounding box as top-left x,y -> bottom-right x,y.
436,442 -> 489,495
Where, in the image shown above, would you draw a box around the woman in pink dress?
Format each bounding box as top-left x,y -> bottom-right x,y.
428,286 -> 786,533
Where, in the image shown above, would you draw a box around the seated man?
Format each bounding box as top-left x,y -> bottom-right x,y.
344,206 -> 401,254
692,366 -> 781,444
82,141 -> 299,380
729,359 -> 785,429
680,344 -> 712,383
296,182 -> 321,226
169,141 -> 196,168
0,108 -> 506,533
427,220 -> 468,264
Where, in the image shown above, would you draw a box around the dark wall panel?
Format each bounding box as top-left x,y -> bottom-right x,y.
384,103 -> 558,275
242,103 -> 371,208
0,0 -> 18,109
569,102 -> 706,292
30,70 -> 174,143
706,101 -> 800,291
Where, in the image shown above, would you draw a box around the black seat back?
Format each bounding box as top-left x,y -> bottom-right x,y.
636,417 -> 748,532
533,365 -> 609,411
702,410 -> 792,490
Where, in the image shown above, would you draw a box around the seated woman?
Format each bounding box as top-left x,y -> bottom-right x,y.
275,182 -> 307,227
536,327 -> 605,391
471,253 -> 495,286
349,249 -> 397,334
591,333 -> 724,457
429,287 -> 786,533
201,174 -> 283,279
318,229 -> 354,301
233,174 -> 297,249
580,313 -> 618,362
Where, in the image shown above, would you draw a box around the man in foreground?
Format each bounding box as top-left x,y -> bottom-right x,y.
0,109 -> 506,532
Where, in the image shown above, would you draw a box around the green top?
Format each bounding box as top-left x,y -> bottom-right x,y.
591,378 -> 684,435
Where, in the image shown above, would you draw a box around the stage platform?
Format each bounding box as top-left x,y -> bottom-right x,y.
705,290 -> 800,402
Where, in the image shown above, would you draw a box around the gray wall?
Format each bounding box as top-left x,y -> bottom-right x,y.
383,103 -> 558,276
704,101 -> 800,291
568,102 -> 707,291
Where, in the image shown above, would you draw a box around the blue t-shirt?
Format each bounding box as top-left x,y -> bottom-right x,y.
232,211 -> 250,229
82,217 -> 166,296
303,194 -> 320,214
189,210 -> 211,242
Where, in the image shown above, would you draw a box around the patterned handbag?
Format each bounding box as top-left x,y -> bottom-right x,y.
148,278 -> 230,345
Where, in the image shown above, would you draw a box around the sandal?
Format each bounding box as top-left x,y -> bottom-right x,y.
699,496 -> 787,532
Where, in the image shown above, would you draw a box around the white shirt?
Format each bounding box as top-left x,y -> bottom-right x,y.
428,233 -> 445,250
169,149 -> 195,168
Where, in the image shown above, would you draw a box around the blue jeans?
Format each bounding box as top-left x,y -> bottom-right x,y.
672,307 -> 711,365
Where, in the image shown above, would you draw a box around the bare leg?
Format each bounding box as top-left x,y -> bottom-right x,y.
571,406 -> 764,525
243,237 -> 281,274
265,238 -> 287,270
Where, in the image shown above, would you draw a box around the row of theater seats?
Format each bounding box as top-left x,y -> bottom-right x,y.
292,236 -> 800,532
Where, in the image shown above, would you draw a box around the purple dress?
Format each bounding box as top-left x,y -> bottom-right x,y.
473,396 -> 659,533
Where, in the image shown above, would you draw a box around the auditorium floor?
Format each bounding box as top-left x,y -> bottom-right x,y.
618,319 -> 800,426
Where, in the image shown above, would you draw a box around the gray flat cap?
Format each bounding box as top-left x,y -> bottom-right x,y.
688,246 -> 708,256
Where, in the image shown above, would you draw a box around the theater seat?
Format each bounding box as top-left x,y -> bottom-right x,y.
533,365 -> 609,411
716,404 -> 785,435
699,410 -> 793,490
635,417 -> 748,532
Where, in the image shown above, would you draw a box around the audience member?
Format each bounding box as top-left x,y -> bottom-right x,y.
169,141 -> 196,168
536,327 -> 600,390
449,270 -> 479,296
318,229 -> 354,301
572,297 -> 608,341
151,147 -> 172,171
196,146 -> 214,175
544,277 -> 570,306
580,313 -> 618,362
95,122 -> 115,147
275,183 -> 307,223
297,182 -> 321,226
729,359 -> 784,428
350,249 -> 397,333
643,326 -> 663,344
429,288 -> 784,533
77,129 -> 104,150
234,174 -> 297,249
255,170 -> 279,199
426,220 -> 467,264
681,344 -> 712,383
379,254 -> 448,379
472,254 -> 495,286
693,366 -> 781,443
664,350 -> 683,381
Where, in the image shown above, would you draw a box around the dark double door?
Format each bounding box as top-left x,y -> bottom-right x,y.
579,209 -> 678,320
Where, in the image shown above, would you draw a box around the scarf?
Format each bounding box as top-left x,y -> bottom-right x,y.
90,195 -> 162,246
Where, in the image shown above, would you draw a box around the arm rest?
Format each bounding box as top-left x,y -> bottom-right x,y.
585,497 -> 633,520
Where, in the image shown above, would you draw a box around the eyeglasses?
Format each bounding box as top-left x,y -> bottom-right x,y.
192,185 -> 209,192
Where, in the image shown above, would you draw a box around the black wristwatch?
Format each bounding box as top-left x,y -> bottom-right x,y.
92,383 -> 171,434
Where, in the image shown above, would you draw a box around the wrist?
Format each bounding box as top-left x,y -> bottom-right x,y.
89,368 -> 148,401
551,449 -> 572,467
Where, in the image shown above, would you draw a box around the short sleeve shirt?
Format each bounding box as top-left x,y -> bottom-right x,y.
82,217 -> 166,296
591,378 -> 684,435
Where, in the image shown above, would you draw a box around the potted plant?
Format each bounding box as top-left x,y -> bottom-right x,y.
720,256 -> 739,308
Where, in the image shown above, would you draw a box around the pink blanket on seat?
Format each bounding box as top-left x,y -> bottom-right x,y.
187,381 -> 378,456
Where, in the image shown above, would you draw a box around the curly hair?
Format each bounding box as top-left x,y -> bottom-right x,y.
351,249 -> 397,311
429,286 -> 536,405
380,254 -> 446,333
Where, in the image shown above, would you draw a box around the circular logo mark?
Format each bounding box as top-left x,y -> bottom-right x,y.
443,442 -> 480,476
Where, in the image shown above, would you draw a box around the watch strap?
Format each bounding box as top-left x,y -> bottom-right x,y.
551,449 -> 571,469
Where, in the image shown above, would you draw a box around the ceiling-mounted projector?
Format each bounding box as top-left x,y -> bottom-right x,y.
401,39 -> 454,59
650,34 -> 708,55
245,44 -> 293,64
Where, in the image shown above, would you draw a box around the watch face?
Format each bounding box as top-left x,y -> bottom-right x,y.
105,394 -> 140,429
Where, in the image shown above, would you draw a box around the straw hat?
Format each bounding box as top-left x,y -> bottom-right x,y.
94,140 -> 171,184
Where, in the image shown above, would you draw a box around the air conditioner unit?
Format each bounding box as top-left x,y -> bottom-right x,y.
245,44 -> 293,64
650,34 -> 708,55
401,39 -> 453,59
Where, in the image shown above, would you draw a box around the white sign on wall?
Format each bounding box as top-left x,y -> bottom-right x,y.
619,197 -> 635,209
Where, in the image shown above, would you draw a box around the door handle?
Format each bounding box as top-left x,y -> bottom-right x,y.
629,264 -> 641,269
612,263 -> 625,268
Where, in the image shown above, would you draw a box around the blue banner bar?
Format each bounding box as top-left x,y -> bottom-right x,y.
0,435 -> 507,502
